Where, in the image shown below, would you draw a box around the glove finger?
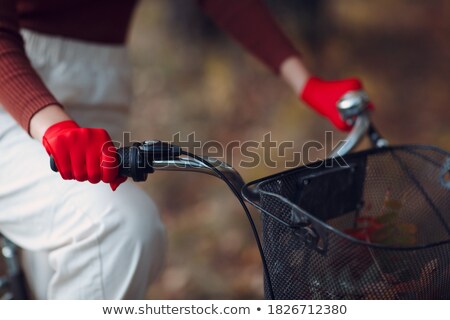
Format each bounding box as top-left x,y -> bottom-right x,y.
344,78 -> 363,90
43,138 -> 70,179
51,139 -> 74,180
86,150 -> 101,184
110,176 -> 127,191
57,157 -> 73,180
70,151 -> 89,182
100,141 -> 119,183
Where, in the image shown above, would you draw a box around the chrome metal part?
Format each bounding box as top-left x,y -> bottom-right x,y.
328,112 -> 370,158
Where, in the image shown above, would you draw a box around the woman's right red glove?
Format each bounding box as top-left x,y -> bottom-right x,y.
42,120 -> 126,190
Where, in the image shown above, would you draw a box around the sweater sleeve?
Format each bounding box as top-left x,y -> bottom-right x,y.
195,0 -> 299,73
0,0 -> 61,132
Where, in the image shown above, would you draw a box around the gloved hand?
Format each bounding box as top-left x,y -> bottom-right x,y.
300,77 -> 373,131
42,120 -> 126,190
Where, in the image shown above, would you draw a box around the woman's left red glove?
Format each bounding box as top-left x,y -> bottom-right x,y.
42,120 -> 126,190
300,77 -> 374,131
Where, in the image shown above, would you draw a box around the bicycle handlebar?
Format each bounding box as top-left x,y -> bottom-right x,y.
115,142 -> 249,196
50,90 -> 382,195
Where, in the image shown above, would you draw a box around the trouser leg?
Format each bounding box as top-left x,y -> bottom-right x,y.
0,114 -> 167,299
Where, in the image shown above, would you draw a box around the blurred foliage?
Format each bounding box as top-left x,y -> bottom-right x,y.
126,0 -> 450,299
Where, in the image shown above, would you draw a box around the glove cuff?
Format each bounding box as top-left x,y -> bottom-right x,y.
42,120 -> 80,142
299,76 -> 322,102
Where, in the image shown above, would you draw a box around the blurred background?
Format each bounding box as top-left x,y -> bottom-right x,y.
126,0 -> 450,299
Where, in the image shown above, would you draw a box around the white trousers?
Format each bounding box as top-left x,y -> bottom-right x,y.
0,30 -> 166,299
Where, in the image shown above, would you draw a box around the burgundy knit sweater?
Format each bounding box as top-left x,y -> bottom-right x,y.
0,0 -> 298,131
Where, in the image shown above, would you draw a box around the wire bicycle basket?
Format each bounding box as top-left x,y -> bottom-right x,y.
244,145 -> 450,299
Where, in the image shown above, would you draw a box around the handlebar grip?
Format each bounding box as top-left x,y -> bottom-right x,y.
48,146 -> 151,182
116,146 -> 150,181
48,141 -> 181,181
49,147 -> 150,181
50,156 -> 58,172
117,141 -> 181,181
116,147 -> 131,176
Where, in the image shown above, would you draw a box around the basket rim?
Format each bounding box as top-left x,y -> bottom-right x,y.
242,144 -> 450,251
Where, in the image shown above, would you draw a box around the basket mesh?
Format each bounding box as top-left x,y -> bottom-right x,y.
247,146 -> 450,299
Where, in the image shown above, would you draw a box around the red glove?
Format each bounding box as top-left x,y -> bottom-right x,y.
301,77 -> 373,131
42,120 -> 126,190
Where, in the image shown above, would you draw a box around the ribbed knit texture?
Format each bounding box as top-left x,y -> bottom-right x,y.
0,0 -> 299,132
0,0 -> 61,131
197,0 -> 299,73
